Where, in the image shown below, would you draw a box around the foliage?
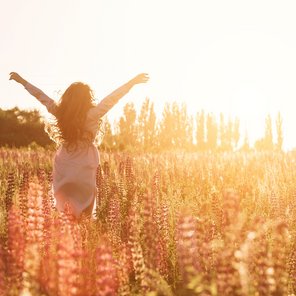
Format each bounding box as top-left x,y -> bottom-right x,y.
1,148 -> 296,295
0,105 -> 284,152
0,107 -> 52,148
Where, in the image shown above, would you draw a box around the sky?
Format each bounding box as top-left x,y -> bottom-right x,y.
1,0 -> 296,149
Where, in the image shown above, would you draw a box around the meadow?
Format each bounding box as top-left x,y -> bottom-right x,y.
1,147 -> 296,295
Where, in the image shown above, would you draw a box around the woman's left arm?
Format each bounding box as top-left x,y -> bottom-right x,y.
9,72 -> 57,116
88,73 -> 149,120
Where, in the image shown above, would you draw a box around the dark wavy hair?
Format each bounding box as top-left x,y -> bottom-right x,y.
46,82 -> 97,151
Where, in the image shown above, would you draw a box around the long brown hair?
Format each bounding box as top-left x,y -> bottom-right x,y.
48,82 -> 96,151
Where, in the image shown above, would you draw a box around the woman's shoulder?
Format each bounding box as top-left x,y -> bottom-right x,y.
86,106 -> 101,122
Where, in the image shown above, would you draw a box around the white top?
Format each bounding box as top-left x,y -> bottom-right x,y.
24,81 -> 131,217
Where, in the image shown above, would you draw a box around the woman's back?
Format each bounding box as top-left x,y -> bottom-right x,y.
9,71 -> 149,218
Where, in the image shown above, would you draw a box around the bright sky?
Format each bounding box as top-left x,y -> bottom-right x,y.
1,0 -> 296,149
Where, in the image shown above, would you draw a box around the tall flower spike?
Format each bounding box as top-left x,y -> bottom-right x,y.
0,243 -> 6,296
7,205 -> 25,293
95,240 -> 119,296
175,210 -> 200,287
5,172 -> 15,213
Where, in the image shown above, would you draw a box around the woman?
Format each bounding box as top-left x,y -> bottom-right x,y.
9,71 -> 149,218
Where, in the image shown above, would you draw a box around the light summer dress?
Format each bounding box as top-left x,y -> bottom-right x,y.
24,81 -> 131,217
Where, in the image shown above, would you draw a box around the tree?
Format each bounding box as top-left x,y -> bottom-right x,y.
219,113 -> 227,151
233,117 -> 240,149
172,102 -> 193,150
138,98 -> 149,149
0,107 -> 52,147
225,118 -> 233,151
255,114 -> 274,151
264,114 -> 273,150
118,102 -> 137,149
206,113 -> 218,151
276,112 -> 283,151
158,103 -> 174,150
100,117 -> 116,151
158,102 -> 193,151
147,101 -> 157,151
138,98 -> 157,151
196,110 -> 205,151
241,130 -> 250,151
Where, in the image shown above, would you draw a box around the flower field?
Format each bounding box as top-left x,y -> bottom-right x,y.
1,147 -> 296,295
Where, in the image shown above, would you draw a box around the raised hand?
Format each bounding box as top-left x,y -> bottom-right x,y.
9,72 -> 26,85
131,73 -> 149,85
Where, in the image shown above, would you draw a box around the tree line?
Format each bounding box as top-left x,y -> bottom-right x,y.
0,100 -> 283,152
0,107 -> 52,148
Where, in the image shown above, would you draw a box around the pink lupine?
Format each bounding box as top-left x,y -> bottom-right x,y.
0,243 -> 6,295
107,193 -> 121,245
155,200 -> 170,279
117,242 -> 132,296
175,210 -> 200,285
127,204 -> 148,292
39,216 -> 60,296
57,217 -> 83,296
142,193 -> 162,272
7,205 -> 25,292
19,170 -> 30,220
5,172 -> 15,212
95,240 -> 119,296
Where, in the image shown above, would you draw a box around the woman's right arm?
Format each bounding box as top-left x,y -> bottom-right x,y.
88,73 -> 149,120
9,72 -> 57,116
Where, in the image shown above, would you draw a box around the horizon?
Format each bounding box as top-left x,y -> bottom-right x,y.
0,100 -> 286,152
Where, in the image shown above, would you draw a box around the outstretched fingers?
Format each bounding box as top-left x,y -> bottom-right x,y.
9,72 -> 23,83
9,72 -> 18,80
9,72 -> 15,80
134,73 -> 150,84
